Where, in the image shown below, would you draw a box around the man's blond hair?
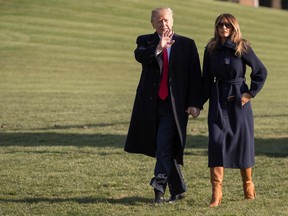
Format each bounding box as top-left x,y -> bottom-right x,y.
151,7 -> 173,22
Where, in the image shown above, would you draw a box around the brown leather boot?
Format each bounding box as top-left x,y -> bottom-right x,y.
209,167 -> 224,207
240,168 -> 256,199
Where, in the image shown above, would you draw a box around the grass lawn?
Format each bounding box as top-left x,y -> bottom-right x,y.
0,0 -> 287,215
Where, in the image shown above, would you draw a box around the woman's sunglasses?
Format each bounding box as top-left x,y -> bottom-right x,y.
217,22 -> 232,28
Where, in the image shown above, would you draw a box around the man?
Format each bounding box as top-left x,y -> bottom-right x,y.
124,7 -> 202,204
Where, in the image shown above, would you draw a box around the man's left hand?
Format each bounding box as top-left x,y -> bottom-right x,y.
186,107 -> 200,118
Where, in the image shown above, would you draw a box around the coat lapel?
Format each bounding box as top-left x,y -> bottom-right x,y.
169,34 -> 179,71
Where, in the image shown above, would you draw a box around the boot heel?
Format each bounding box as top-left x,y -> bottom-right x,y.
209,197 -> 222,207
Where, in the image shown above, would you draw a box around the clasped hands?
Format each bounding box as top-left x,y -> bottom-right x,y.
186,107 -> 200,118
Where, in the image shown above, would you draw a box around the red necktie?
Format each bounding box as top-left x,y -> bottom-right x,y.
158,48 -> 169,100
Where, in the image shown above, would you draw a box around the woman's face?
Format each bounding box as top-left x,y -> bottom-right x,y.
217,18 -> 232,41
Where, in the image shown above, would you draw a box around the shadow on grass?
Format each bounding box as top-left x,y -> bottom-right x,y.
0,132 -> 125,148
186,135 -> 288,158
37,123 -> 130,130
0,132 -> 287,157
0,196 -> 151,205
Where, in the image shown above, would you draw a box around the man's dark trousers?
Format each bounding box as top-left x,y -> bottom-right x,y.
150,98 -> 187,195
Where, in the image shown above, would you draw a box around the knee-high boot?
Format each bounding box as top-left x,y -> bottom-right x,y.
240,168 -> 256,199
209,167 -> 224,207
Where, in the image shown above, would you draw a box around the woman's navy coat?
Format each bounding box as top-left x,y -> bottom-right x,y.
202,40 -> 267,168
125,32 -> 202,165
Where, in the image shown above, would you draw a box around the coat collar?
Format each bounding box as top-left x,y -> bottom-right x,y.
217,39 -> 236,50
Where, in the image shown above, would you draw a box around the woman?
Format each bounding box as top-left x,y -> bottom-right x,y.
201,14 -> 267,207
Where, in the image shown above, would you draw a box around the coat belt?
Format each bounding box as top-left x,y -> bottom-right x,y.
213,77 -> 245,126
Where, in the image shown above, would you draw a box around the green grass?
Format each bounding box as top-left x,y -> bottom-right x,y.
0,0 -> 287,215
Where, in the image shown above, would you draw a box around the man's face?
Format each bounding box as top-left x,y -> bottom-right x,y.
151,9 -> 173,35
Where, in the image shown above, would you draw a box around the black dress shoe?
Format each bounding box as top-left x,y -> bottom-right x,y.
167,193 -> 185,203
154,195 -> 165,204
154,189 -> 164,204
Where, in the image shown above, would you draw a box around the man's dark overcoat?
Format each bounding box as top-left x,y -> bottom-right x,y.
124,32 -> 202,165
202,40 -> 267,168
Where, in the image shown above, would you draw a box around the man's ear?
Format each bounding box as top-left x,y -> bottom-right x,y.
151,21 -> 155,29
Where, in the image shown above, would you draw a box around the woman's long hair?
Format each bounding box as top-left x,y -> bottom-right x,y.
206,13 -> 250,57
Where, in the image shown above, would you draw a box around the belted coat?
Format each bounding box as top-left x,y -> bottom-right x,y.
202,40 -> 267,168
125,32 -> 202,165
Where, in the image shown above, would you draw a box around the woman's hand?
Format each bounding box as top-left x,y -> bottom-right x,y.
241,93 -> 252,106
186,107 -> 200,118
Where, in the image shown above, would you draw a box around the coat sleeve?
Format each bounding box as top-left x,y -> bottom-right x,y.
201,48 -> 214,105
134,36 -> 158,65
242,48 -> 267,97
187,40 -> 203,109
